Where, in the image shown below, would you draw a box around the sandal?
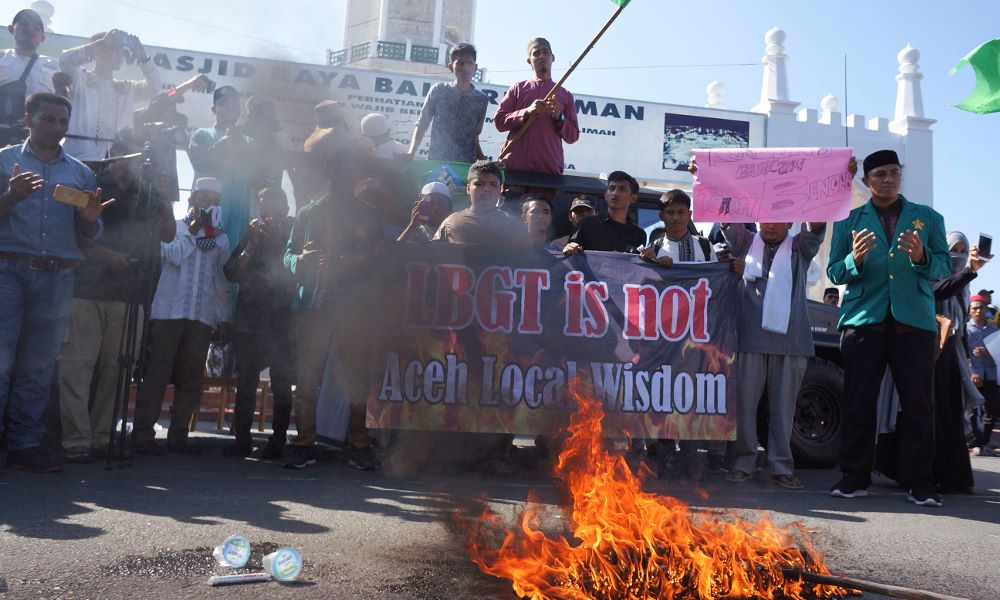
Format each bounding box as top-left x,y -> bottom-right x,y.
725,470 -> 752,483
772,474 -> 804,489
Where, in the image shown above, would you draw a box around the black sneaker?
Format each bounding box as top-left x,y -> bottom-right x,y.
167,441 -> 204,455
132,440 -> 167,456
283,444 -> 316,469
830,474 -> 869,498
6,447 -> 62,473
347,446 -> 379,471
221,441 -> 253,457
260,441 -> 284,461
907,484 -> 943,507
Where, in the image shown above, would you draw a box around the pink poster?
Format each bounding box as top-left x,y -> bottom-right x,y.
691,147 -> 854,223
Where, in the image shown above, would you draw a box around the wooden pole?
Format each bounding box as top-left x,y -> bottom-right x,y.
498,4 -> 627,160
782,568 -> 969,600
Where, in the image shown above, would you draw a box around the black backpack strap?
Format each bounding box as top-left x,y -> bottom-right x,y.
18,54 -> 40,84
696,236 -> 712,259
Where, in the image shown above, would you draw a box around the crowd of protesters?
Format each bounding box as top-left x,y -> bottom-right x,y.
2,9 -> 998,509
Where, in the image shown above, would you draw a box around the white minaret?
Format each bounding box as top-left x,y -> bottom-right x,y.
705,80 -> 725,109
888,44 -> 936,206
751,27 -> 799,115
892,44 -> 926,123
340,0 -> 476,77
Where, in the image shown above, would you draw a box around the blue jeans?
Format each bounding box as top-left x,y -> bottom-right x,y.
0,260 -> 74,451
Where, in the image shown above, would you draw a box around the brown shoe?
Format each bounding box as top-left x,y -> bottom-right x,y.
64,447 -> 94,464
772,474 -> 804,489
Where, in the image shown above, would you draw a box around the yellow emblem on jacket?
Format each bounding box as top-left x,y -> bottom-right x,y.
911,218 -> 924,231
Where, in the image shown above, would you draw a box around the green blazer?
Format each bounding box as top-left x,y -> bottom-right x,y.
827,195 -> 949,332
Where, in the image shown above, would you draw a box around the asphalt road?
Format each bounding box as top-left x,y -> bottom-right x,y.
2,431 -> 999,600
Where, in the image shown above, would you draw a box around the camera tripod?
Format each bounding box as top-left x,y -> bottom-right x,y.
103,140 -> 175,468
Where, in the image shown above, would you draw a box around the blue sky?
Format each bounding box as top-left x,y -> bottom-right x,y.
33,0 -> 1000,292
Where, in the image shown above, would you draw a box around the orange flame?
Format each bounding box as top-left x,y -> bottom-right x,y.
462,394 -> 849,599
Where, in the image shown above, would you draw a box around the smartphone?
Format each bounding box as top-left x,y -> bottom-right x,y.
979,233 -> 993,259
53,185 -> 90,208
417,198 -> 431,222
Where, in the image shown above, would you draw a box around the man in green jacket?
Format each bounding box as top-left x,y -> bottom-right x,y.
827,149 -> 949,507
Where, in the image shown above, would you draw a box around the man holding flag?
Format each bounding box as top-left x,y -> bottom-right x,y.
493,38 -> 579,175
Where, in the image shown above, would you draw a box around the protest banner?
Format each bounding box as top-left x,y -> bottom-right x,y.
365,244 -> 739,440
691,147 -> 854,223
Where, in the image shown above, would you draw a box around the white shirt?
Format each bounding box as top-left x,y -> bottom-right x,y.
151,221 -> 231,328
59,44 -> 161,161
0,49 -> 58,96
655,234 -> 717,263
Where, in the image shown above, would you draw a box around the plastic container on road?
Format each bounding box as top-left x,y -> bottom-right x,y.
212,535 -> 251,568
262,547 -> 302,582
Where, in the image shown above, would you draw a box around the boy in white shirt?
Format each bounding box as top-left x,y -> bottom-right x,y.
640,189 -> 724,478
640,189 -> 716,265
132,178 -> 231,455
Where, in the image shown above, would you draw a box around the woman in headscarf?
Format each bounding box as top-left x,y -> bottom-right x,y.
930,231 -> 988,493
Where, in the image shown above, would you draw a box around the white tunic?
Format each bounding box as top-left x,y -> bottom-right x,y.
151,221 -> 231,328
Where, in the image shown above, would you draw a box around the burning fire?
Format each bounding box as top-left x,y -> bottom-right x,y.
461,394 -> 848,599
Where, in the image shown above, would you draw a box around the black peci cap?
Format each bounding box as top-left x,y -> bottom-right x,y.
862,149 -> 900,177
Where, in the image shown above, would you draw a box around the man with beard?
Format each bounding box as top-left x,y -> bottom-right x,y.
827,149 -> 949,507
494,38 -> 579,175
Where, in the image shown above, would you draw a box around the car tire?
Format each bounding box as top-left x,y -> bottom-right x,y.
790,358 -> 844,468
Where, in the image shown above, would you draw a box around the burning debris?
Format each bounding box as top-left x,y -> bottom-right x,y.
459,394 -> 850,600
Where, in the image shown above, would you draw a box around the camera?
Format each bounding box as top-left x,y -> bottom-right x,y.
142,122 -> 186,147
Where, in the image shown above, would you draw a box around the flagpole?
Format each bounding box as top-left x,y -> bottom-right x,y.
843,54 -> 849,147
498,3 -> 628,160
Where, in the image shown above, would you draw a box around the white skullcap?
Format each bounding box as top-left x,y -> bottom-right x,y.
193,177 -> 222,195
420,181 -> 451,197
360,112 -> 390,137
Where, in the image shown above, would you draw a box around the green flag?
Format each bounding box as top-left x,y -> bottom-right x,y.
952,38 -> 1000,114
610,0 -> 632,6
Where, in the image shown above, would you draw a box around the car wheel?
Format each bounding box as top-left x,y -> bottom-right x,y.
791,358 -> 843,468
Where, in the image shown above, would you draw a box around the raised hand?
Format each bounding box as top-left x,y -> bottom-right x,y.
851,228 -> 877,265
77,187 -> 116,223
7,164 -> 44,201
968,246 -> 988,273
896,229 -> 924,264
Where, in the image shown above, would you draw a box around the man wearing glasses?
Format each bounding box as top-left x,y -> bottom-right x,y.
826,149 -> 950,507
